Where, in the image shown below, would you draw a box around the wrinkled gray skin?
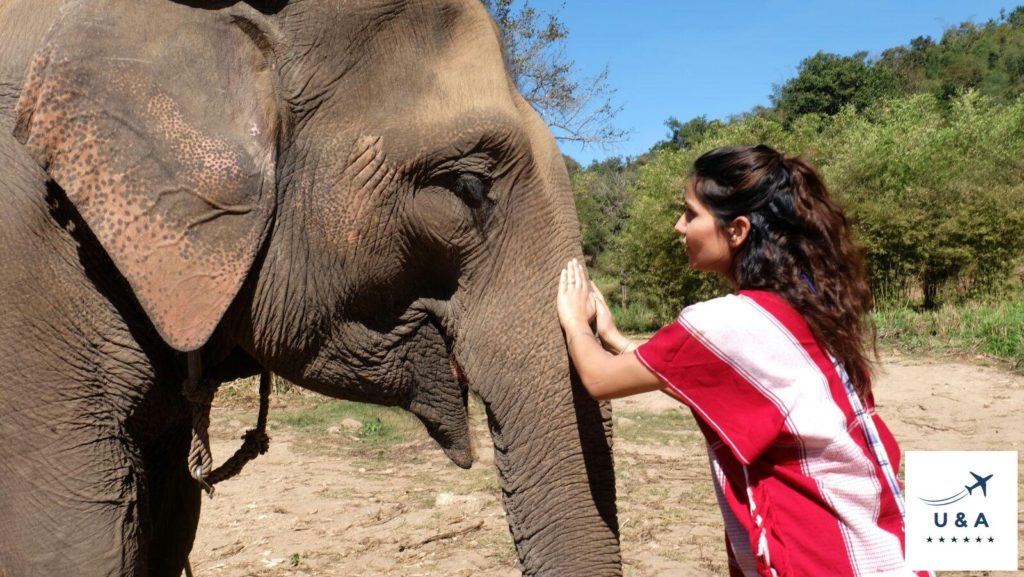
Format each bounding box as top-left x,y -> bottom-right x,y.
0,0 -> 621,575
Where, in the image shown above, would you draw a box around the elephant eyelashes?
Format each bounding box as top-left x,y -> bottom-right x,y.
449,173 -> 496,230
451,173 -> 491,208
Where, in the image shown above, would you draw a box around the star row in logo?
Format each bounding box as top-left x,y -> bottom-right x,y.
925,536 -> 996,544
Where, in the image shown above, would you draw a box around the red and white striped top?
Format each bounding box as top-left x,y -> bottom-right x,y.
635,290 -> 925,577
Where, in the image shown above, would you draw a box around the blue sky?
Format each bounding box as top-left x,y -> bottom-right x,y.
529,1 -> 1017,164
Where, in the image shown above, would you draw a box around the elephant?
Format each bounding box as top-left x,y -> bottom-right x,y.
0,0 -> 622,575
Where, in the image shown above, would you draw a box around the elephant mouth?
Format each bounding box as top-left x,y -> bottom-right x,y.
401,300 -> 473,469
448,355 -> 469,387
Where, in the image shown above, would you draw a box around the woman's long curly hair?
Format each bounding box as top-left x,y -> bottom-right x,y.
691,144 -> 876,396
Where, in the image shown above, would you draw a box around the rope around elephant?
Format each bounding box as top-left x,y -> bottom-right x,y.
184,352 -> 272,496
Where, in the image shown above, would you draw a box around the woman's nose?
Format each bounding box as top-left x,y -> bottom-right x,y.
674,214 -> 686,235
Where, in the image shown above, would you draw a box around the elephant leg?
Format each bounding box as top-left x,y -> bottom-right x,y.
142,418 -> 201,577
0,415 -> 145,577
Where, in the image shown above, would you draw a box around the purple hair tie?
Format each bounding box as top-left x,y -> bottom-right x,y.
800,271 -> 819,295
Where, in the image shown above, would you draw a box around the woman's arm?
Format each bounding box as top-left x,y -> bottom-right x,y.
557,259 -> 663,400
564,331 -> 664,400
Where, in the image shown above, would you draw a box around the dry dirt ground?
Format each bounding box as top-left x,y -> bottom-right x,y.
189,353 -> 1024,577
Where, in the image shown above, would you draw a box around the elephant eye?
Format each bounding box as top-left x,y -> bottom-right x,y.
452,173 -> 492,210
422,169 -> 496,231
453,173 -> 495,230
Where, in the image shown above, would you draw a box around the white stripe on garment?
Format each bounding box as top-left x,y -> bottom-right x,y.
679,294 -> 906,576
836,360 -> 906,521
708,440 -> 759,577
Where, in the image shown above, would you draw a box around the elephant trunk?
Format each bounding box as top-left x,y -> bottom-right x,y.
457,307 -> 621,576
447,90 -> 620,574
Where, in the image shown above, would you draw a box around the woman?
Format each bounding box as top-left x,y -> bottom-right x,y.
557,145 -> 928,577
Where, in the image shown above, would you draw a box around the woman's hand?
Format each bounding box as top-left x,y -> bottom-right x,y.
557,258 -> 596,333
590,282 -> 634,355
590,282 -> 617,340
557,258 -> 662,400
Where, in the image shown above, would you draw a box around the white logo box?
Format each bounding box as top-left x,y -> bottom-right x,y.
905,451 -> 1018,571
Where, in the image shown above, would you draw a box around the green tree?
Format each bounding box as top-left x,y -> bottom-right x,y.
876,10 -> 1024,103
580,9 -> 1024,319
1008,6 -> 1024,28
606,91 -> 1024,317
572,157 -> 637,265
655,115 -> 722,151
773,51 -> 902,119
826,92 -> 1024,307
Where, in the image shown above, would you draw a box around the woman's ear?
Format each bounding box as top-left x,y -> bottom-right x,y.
728,216 -> 751,248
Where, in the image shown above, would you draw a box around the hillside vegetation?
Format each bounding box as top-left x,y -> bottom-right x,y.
570,8 -> 1024,366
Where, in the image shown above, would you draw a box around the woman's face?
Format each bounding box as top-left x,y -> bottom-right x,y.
674,180 -> 736,277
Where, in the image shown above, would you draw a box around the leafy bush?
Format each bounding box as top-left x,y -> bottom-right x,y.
829,92 -> 1024,307
569,11 -> 1024,324
595,91 -> 1024,315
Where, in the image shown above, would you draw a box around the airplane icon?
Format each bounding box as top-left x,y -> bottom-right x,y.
965,472 -> 993,497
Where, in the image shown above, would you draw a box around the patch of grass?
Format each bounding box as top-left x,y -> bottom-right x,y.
611,302 -> 662,334
615,409 -> 699,443
875,299 -> 1024,368
408,487 -> 438,510
274,400 -> 422,446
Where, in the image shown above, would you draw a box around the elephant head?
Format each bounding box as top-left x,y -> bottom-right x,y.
13,0 -> 620,574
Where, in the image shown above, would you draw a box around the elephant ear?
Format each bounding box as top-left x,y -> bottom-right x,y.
14,0 -> 278,351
